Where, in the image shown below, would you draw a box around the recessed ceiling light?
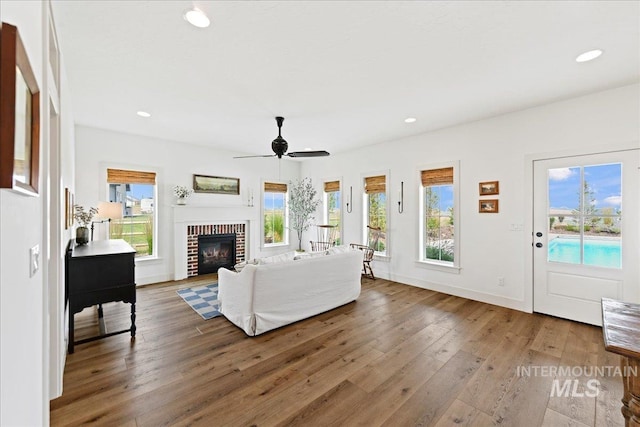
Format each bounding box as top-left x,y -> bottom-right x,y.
576,49 -> 603,63
184,8 -> 210,28
404,117 -> 417,123
137,111 -> 151,118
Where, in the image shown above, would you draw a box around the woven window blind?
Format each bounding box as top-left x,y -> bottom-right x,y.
324,180 -> 340,192
264,182 -> 288,193
421,167 -> 453,187
364,175 -> 386,194
107,168 -> 156,184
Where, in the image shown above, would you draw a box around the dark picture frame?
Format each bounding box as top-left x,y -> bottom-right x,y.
64,188 -> 70,229
193,174 -> 240,195
0,22 -> 40,196
479,199 -> 499,213
479,180 -> 499,196
64,188 -> 74,229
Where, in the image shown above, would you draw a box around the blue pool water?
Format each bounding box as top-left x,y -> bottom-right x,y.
548,237 -> 621,268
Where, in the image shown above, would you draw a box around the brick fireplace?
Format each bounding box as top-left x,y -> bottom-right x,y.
173,205 -> 258,280
187,224 -> 245,277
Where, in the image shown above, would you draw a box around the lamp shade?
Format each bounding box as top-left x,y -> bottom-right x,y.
97,202 -> 123,220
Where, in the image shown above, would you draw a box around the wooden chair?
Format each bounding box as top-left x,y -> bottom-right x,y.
310,224 -> 338,252
350,225 -> 382,279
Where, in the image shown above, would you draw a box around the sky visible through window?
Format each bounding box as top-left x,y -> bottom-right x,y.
129,184 -> 153,199
433,186 -> 453,211
264,195 -> 285,209
548,163 -> 621,210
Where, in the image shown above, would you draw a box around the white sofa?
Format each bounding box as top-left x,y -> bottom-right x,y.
217,249 -> 363,336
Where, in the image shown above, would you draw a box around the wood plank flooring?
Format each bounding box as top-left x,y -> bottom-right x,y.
50,275 -> 624,426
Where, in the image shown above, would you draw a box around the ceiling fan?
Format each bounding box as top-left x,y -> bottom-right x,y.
234,117 -> 330,159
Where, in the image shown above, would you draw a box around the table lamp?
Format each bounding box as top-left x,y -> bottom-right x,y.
92,202 -> 123,240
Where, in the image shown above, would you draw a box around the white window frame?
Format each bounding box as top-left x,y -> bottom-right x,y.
261,179 -> 289,249
100,163 -> 160,261
361,171 -> 390,257
323,177 -> 343,245
417,161 -> 460,273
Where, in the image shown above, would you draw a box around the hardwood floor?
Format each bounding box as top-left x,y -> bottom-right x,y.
50,276 -> 624,426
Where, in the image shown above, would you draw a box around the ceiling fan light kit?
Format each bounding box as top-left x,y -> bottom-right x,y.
235,116 -> 330,159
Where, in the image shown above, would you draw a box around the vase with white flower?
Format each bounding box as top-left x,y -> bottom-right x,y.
174,185 -> 193,205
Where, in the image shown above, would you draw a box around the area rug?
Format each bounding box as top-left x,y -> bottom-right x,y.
176,283 -> 222,320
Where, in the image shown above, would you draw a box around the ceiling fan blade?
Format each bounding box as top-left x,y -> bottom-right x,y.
287,150 -> 330,158
233,154 -> 277,159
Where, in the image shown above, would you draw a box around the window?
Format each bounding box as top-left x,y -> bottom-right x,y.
263,181 -> 288,246
547,163 -> 622,268
324,180 -> 341,245
107,168 -> 156,257
421,166 -> 455,264
364,175 -> 387,254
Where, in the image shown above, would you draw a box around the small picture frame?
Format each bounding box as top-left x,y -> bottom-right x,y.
479,199 -> 499,213
479,181 -> 499,196
193,174 -> 240,195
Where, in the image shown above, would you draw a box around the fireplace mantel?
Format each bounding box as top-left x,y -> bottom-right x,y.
173,205 -> 260,280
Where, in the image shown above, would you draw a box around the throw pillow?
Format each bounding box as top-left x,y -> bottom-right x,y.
235,258 -> 258,272
294,251 -> 327,260
258,251 -> 297,264
326,245 -> 353,255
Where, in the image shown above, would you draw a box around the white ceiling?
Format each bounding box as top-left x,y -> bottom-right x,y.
51,1 -> 639,157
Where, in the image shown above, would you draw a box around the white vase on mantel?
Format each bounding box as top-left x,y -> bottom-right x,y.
176,197 -> 186,206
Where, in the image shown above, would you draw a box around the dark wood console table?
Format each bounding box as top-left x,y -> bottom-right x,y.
66,239 -> 136,354
602,298 -> 640,427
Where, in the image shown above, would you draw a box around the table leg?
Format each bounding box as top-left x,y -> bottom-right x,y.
629,357 -> 640,427
68,310 -> 74,354
130,302 -> 136,338
97,304 -> 106,335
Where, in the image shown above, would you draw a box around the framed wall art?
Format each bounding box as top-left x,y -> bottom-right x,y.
0,22 -> 40,196
479,180 -> 499,196
65,188 -> 70,229
193,174 -> 240,195
479,199 -> 499,213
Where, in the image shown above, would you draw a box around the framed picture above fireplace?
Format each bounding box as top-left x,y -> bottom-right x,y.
193,174 -> 240,195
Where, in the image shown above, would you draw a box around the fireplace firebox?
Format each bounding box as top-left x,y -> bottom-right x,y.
198,233 -> 236,275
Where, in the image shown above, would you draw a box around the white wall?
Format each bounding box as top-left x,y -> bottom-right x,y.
1,1 -> 76,422
1,2 -> 46,425
74,126 -> 301,285
301,83 -> 640,311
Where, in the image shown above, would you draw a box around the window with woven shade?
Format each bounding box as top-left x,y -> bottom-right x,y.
363,174 -> 387,254
364,175 -> 386,194
106,168 -> 157,257
323,180 -> 341,245
420,164 -> 456,265
263,182 -> 288,246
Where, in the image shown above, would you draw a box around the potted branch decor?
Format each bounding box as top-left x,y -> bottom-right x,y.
289,178 -> 321,251
73,204 -> 98,245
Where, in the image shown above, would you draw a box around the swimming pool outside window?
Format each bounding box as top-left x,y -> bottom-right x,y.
547,163 -> 622,269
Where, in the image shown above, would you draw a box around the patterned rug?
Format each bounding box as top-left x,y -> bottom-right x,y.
176,283 -> 221,320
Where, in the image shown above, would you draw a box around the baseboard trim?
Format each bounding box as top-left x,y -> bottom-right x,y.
136,274 -> 173,286
376,272 -> 529,312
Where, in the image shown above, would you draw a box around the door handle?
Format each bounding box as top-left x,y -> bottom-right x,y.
536,232 -> 543,237
536,242 -> 543,248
